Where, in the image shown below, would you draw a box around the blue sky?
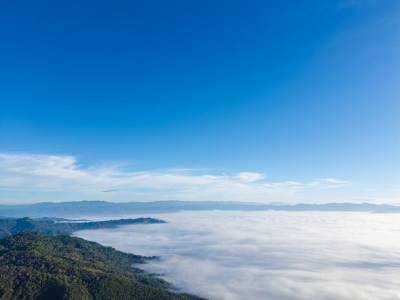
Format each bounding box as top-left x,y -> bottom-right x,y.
0,0 -> 399,204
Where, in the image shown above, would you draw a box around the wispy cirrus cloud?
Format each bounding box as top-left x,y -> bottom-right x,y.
0,153 -> 349,202
236,172 -> 265,183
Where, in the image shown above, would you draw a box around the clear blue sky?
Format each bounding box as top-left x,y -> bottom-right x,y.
0,0 -> 399,204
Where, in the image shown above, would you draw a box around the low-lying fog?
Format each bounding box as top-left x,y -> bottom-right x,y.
74,211 -> 400,300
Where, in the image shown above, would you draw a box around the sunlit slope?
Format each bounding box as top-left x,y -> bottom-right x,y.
0,232 -> 191,300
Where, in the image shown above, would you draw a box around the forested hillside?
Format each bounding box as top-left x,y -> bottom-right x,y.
0,217 -> 165,239
0,232 -> 198,299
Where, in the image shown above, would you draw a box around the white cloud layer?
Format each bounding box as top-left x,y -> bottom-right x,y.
0,153 -> 349,202
75,211 -> 400,300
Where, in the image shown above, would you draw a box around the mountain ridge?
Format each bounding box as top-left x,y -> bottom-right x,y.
0,217 -> 165,239
0,201 -> 399,218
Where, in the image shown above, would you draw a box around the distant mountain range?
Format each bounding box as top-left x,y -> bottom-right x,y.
0,201 -> 399,218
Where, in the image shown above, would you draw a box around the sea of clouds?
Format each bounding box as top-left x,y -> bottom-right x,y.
74,211 -> 400,300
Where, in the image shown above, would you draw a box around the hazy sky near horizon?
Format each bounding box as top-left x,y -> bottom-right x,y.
0,1 -> 399,204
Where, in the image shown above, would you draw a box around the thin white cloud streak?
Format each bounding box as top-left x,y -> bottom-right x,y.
0,153 -> 349,201
75,211 -> 400,300
236,172 -> 265,183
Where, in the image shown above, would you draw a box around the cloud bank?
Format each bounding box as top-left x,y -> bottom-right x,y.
0,153 -> 348,202
75,211 -> 400,300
